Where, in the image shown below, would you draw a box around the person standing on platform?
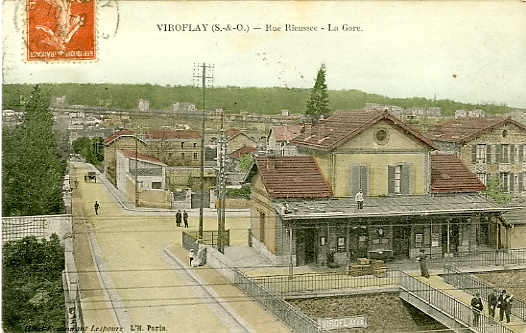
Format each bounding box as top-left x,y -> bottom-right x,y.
488,289 -> 498,319
416,249 -> 430,278
183,210 -> 189,228
471,293 -> 484,326
355,189 -> 364,210
498,290 -> 508,322
176,210 -> 182,227
503,293 -> 513,323
188,249 -> 195,266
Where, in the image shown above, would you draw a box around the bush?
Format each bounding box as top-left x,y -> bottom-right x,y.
2,235 -> 65,332
226,184 -> 251,197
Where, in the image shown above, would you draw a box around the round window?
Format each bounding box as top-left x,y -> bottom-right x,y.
502,130 -> 508,138
374,129 -> 390,145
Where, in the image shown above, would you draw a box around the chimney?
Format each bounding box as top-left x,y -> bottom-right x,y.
304,118 -> 312,135
317,117 -> 325,137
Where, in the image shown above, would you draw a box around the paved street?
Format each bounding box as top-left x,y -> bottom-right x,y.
71,162 -> 291,333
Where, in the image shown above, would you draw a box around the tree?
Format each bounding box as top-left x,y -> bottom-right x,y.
72,136 -> 104,165
483,177 -> 513,204
2,85 -> 66,217
238,153 -> 253,173
306,64 -> 330,121
2,235 -> 65,332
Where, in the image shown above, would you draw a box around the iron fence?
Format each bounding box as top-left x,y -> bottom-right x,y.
233,267 -> 328,333
182,230 -> 229,249
251,270 -> 399,295
427,249 -> 526,268
400,272 -> 515,333
442,266 -> 526,322
2,217 -> 46,243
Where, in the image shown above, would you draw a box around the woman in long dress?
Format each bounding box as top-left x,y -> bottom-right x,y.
417,249 -> 430,278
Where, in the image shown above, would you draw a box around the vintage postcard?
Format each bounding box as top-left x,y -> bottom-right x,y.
2,1 -> 526,333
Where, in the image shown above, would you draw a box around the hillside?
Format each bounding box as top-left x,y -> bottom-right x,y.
2,83 -> 515,116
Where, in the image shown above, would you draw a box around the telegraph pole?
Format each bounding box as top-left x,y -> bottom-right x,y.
216,109 -> 227,253
193,63 -> 214,239
135,133 -> 139,207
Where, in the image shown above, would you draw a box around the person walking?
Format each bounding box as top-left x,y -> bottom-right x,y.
471,293 -> 484,327
355,189 -> 364,210
416,249 -> 430,278
176,210 -> 182,227
183,210 -> 189,228
94,201 -> 100,215
188,249 -> 195,266
488,289 -> 498,319
498,290 -> 508,322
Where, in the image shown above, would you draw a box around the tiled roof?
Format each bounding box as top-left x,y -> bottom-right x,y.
424,117 -> 526,143
271,125 -> 303,141
120,149 -> 165,165
273,195 -> 504,220
430,154 -> 485,193
228,145 -> 258,159
291,109 -> 434,151
144,130 -> 201,140
255,156 -> 332,198
227,129 -> 241,138
103,128 -> 134,145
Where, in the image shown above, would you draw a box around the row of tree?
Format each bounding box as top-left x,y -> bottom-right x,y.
2,82 -> 515,116
72,136 -> 104,166
2,86 -> 66,217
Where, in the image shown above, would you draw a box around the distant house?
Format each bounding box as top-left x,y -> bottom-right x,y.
115,149 -> 170,208
226,129 -> 258,154
246,110 -> 506,267
103,129 -> 146,186
138,98 -> 150,112
143,130 -> 202,167
267,125 -> 303,156
425,117 -> 526,196
454,109 -> 486,119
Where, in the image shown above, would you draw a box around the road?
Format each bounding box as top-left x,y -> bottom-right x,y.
71,162 -> 291,333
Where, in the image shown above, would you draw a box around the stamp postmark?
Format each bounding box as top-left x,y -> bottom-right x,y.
26,0 -> 96,61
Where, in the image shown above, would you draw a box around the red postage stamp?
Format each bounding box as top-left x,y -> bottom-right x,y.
26,0 -> 96,61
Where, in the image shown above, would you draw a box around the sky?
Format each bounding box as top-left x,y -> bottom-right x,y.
2,1 -> 526,108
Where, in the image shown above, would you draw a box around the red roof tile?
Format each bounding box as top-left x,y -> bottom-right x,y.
424,117 -> 526,143
120,149 -> 164,165
271,125 -> 303,141
255,156 -> 333,198
103,128 -> 134,145
430,154 -> 485,193
228,145 -> 258,159
145,130 -> 201,140
227,129 -> 241,138
291,110 -> 434,150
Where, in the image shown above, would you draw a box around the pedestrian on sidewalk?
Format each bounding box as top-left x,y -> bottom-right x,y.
176,210 -> 182,227
188,249 -> 195,266
183,210 -> 188,228
471,293 -> 484,327
488,289 -> 498,319
355,189 -> 364,210
498,290 -> 507,322
94,201 -> 100,215
416,249 -> 429,278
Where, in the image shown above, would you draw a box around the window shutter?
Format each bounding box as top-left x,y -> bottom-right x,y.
520,173 -> 523,193
350,164 -> 361,197
486,144 -> 492,163
510,173 -> 515,192
471,144 -> 477,163
519,145 -> 524,163
388,165 -> 395,194
511,145 -> 516,163
496,145 -> 502,163
401,164 -> 411,194
360,165 -> 369,196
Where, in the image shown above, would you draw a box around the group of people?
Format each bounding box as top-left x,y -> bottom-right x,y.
176,210 -> 189,228
471,289 -> 514,326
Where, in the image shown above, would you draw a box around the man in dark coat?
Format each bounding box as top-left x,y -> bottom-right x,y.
488,289 -> 498,319
183,210 -> 189,228
471,293 -> 484,326
498,290 -> 508,322
176,210 -> 182,227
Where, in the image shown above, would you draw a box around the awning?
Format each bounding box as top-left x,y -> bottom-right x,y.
274,195 -> 509,220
